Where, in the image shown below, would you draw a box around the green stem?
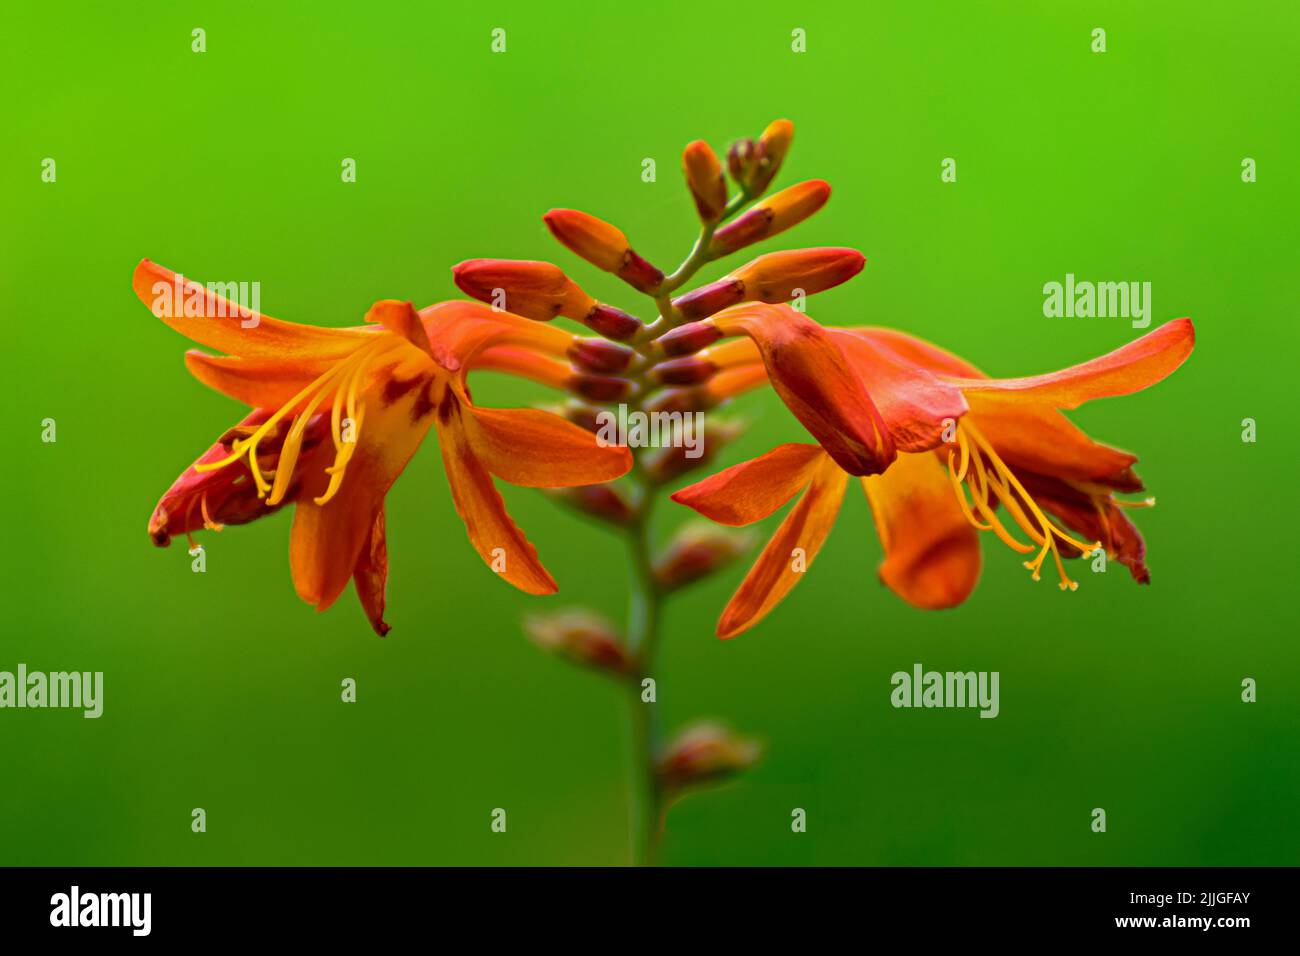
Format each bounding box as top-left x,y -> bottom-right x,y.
623,473 -> 663,865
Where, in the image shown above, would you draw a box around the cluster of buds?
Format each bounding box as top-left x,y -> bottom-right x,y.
456,119 -> 861,807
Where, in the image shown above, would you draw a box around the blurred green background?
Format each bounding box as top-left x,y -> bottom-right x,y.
3,0 -> 1296,866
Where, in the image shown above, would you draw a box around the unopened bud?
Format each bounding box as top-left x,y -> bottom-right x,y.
682,140 -> 728,223
642,386 -> 718,416
707,180 -> 830,258
523,609 -> 631,674
643,416 -> 743,482
653,522 -> 754,591
543,209 -> 664,294
731,247 -> 865,303
727,119 -> 794,196
572,372 -> 633,402
451,259 -> 593,321
582,303 -> 643,341
651,356 -> 718,386
673,277 -> 746,322
656,321 -> 725,357
568,338 -> 635,374
545,484 -> 635,527
657,722 -> 763,792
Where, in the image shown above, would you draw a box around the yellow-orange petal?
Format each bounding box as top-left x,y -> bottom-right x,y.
473,346 -> 573,390
950,318 -> 1195,409
466,402 -> 633,488
671,443 -> 827,526
862,451 -> 981,609
715,456 -> 849,638
432,387 -> 558,594
134,259 -> 372,359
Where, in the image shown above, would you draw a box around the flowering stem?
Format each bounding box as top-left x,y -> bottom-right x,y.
622,470 -> 663,865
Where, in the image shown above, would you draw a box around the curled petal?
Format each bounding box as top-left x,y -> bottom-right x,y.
672,443 -> 827,526
716,455 -> 849,638
712,303 -> 894,475
352,507 -> 391,636
862,451 -> 981,609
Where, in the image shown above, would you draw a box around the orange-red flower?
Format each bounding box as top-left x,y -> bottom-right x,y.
138,260 -> 631,634
672,315 -> 1195,637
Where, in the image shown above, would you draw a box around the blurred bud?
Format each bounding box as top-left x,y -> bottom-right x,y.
581,303 -> 643,341
682,140 -> 728,223
568,338 -> 635,374
731,247 -> 865,303
673,277 -> 746,322
642,417 -> 744,482
727,119 -> 794,196
545,483 -> 636,527
524,609 -> 631,675
651,356 -> 718,386
571,372 -> 632,402
707,180 -> 830,258
656,321 -> 725,357
451,259 -> 593,321
537,399 -> 605,433
657,721 -> 763,792
543,209 -> 665,294
642,386 -> 718,416
653,522 -> 754,591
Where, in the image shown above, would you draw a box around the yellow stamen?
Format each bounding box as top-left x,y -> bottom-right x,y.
945,421 -> 1101,591
199,493 -> 224,532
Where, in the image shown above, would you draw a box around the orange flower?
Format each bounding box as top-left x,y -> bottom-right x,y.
672,318 -> 1195,637
137,260 -> 631,634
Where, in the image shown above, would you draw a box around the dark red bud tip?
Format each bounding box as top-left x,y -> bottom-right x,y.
673,278 -> 746,322
657,321 -> 725,357
652,356 -> 719,386
523,609 -> 631,674
568,338 -> 635,374
546,485 -> 635,527
642,386 -> 717,415
657,722 -> 763,791
572,373 -> 633,402
619,251 -> 665,296
583,303 -> 643,341
653,523 -> 755,592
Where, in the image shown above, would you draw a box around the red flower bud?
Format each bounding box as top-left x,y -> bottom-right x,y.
572,373 -> 632,402
726,119 -> 794,196
543,209 -> 664,294
682,140 -> 728,223
656,321 -> 725,357
657,722 -> 763,791
581,303 -> 643,341
708,180 -> 830,258
523,609 -> 631,675
653,523 -> 754,592
545,484 -> 636,527
652,356 -> 718,386
568,338 -> 636,374
673,277 -> 746,322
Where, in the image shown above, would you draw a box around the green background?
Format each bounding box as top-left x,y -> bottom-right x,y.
3,0 -> 1296,865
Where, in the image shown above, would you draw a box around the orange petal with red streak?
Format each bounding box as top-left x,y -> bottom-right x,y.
671,443 -> 828,526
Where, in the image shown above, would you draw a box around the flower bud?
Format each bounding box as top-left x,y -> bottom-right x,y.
682,140 -> 728,223
543,209 -> 665,294
656,321 -> 725,357
657,721 -> 763,792
731,247 -> 865,304
568,338 -> 636,374
545,484 -> 635,527
572,372 -> 633,402
651,356 -> 718,386
581,303 -> 643,341
727,119 -> 793,196
642,386 -> 718,416
523,609 -> 631,675
653,522 -> 754,591
642,417 -> 743,482
707,180 -> 830,258
451,259 -> 593,321
672,277 -> 746,322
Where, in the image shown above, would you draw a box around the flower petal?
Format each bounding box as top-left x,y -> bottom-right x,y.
432,387 -> 558,595
951,318 -> 1194,408
134,259 -> 372,358
862,451 -> 981,609
829,330 -> 969,452
467,404 -> 633,488
352,506 -> 391,636
712,303 -> 895,475
715,455 -> 849,638
671,443 -> 828,526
